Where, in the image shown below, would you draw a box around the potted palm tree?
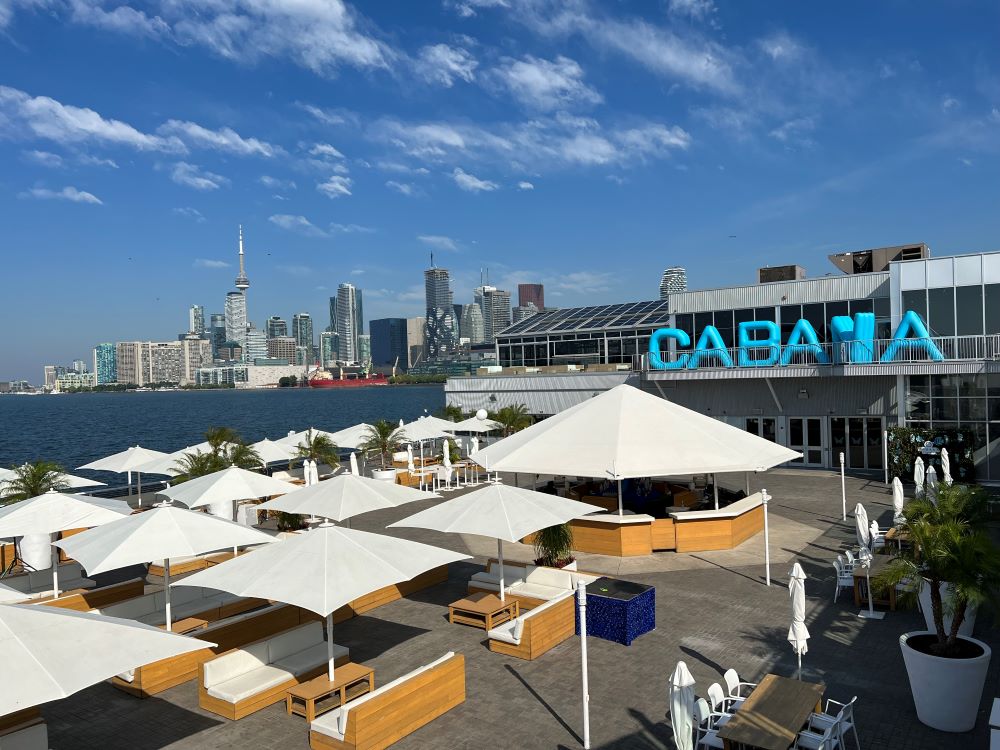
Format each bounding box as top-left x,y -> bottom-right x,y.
0,461 -> 70,504
875,484 -> 1000,732
361,420 -> 406,482
293,431 -> 340,477
533,523 -> 576,569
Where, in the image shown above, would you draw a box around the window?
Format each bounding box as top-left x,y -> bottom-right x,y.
985,285 -> 1000,335
927,287 -> 955,337
802,303 -> 826,341
754,307 -> 776,322
901,290 -> 927,326
955,286 -> 984,336
826,301 -> 849,321
849,299 -> 875,316
780,305 -> 802,340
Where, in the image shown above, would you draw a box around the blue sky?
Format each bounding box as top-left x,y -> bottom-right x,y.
1,0 -> 999,381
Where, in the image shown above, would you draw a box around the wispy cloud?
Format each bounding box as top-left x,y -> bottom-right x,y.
331,223 -> 375,233
418,234 -> 459,251
452,167 -> 498,192
769,116 -> 817,145
78,154 -> 119,168
194,258 -> 230,268
173,206 -> 206,222
491,55 -> 601,110
19,185 -> 103,204
158,120 -> 278,157
277,264 -> 313,276
268,213 -> 328,237
296,102 -> 357,127
22,150 -> 64,168
169,162 -> 229,190
416,43 -> 478,87
317,175 -> 353,199
258,175 -> 297,190
757,31 -> 804,62
386,180 -> 418,196
310,142 -> 344,159
517,180 -> 534,190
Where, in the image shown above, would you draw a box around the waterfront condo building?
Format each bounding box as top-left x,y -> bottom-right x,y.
93,343 -> 117,384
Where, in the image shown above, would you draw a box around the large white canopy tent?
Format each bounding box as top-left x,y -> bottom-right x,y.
156,466 -> 296,519
390,483 -> 603,601
54,506 -> 274,630
78,445 -> 169,503
257,474 -> 437,524
0,491 -> 131,596
471,384 -> 801,512
0,603 -> 213,716
176,525 -> 470,678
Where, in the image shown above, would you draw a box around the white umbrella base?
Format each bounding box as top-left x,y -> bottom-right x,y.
858,610 -> 886,620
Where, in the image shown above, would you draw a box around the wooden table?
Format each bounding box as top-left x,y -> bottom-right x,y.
285,662 -> 375,722
717,674 -> 825,750
159,616 -> 208,634
853,554 -> 896,610
448,592 -> 519,630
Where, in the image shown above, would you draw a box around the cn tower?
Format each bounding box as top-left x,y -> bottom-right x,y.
235,224 -> 250,292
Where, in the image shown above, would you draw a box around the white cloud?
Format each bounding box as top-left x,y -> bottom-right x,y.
375,161 -> 430,175
615,124 -> 691,155
350,268 -> 365,275
258,175 -> 297,190
446,0 -> 509,18
990,107 -> 1000,124
551,270 -> 616,295
768,116 -> 817,144
386,180 -> 417,196
417,234 -> 459,251
330,223 -> 375,233
452,167 -> 498,192
173,206 -> 206,222
317,175 -> 353,199
942,96 -> 960,112
416,44 -> 478,87
19,185 -> 103,204
67,0 -> 170,38
0,85 -> 184,152
23,150 -> 64,167
517,180 -> 534,190
269,213 -> 328,237
169,162 -> 229,190
78,154 -> 118,168
492,55 -> 601,110
194,258 -> 230,268
691,106 -> 757,140
757,31 -> 804,62
878,62 -> 896,80
158,120 -> 278,157
667,0 -> 716,21
296,102 -> 355,126
310,142 -> 345,159
959,157 -> 973,167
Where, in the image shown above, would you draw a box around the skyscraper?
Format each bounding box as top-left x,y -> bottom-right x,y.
406,317 -> 425,368
357,334 -> 371,365
235,225 -> 250,294
267,336 -> 297,362
518,283 -> 545,311
370,318 -> 408,368
320,330 -> 338,367
266,316 -> 287,339
93,343 -> 116,384
424,264 -> 456,358
513,302 -> 539,323
475,286 -> 512,344
659,266 -> 688,300
244,328 -> 267,363
180,334 -> 212,384
292,313 -> 314,352
335,283 -> 360,362
459,304 -> 485,344
209,313 -> 226,359
72,359 -> 87,374
224,291 -> 247,355
188,305 -> 205,335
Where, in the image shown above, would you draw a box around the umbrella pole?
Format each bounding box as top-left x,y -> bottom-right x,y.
617,479 -> 623,517
127,470 -> 132,498
50,533 -> 60,598
797,652 -> 802,680
883,430 -> 889,486
497,538 -> 505,602
745,472 -> 750,496
164,558 -> 172,631
762,489 -> 771,587
137,471 -> 143,508
577,580 -> 590,750
713,475 -> 719,511
327,612 -> 336,681
840,452 -> 846,521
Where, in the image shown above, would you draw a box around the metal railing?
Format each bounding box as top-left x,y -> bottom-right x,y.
636,334 -> 1000,371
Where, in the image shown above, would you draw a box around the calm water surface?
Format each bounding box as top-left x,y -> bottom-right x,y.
0,386 -> 444,473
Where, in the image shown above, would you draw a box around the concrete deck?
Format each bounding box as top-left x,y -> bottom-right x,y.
41,470 -> 999,749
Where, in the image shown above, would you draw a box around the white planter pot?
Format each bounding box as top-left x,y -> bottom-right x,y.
899,631 -> 991,732
918,581 -> 978,638
19,534 -> 52,571
371,469 -> 397,483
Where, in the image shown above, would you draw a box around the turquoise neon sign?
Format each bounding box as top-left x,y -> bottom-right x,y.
648,311 -> 945,370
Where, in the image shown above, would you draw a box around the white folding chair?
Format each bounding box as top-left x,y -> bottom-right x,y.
843,549 -> 857,568
693,698 -> 727,749
722,668 -> 756,707
832,559 -> 853,602
706,683 -> 729,715
809,696 -> 860,750
435,465 -> 455,492
795,713 -> 842,749
869,521 -> 886,551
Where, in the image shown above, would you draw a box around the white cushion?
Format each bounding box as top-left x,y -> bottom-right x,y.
487,621 -> 520,645
469,580 -> 501,593
489,562 -> 527,581
508,582 -> 564,600
525,567 -> 573,590
102,596 -> 155,620
272,642 -> 348,675
512,617 -> 526,641
523,590 -> 573,619
206,665 -> 292,703
0,721 -> 48,750
203,641 -> 269,687
268,622 -> 323,663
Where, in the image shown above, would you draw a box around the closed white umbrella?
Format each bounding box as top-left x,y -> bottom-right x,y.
788,562 -> 810,678
471,436 -> 480,455
0,491 -> 131,596
854,503 -> 870,551
892,477 -> 905,524
251,439 -> 299,465
941,447 -> 953,486
349,452 -> 359,476
157,466 -> 296,511
175,525 -> 469,679
78,445 -> 169,504
54,506 -> 274,631
390,483 -> 603,601
926,465 -> 939,504
668,661 -> 695,750
914,457 -> 925,499
443,440 -> 453,469
310,460 -> 320,485
406,445 -> 415,473
258,474 -> 437,523
0,603 -> 214,715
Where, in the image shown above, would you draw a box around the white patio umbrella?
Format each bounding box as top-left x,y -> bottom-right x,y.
668,660 -> 695,750
251,439 -> 299,465
854,503 -> 870,551
788,562 -> 810,678
390,483 -> 603,601
941,447 -> 953,486
328,423 -> 375,451
175,525 -> 469,679
78,445 -> 169,503
54,506 -> 274,630
892,477 -> 905,524
444,416 -> 502,433
310,460 -> 320,485
157,466 -> 296,514
471,436 -> 480,455
131,444 -> 210,478
914,456 -> 925,499
349,452 -> 359,475
0,603 -> 214,715
926,465 -> 939,504
406,444 -> 415,472
0,467 -> 105,491
0,491 -> 131,596
276,428 -> 339,447
258,474 -> 438,524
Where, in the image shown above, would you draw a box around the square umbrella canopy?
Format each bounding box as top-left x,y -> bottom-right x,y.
175,525 -> 470,678
54,506 -> 275,630
443,416 -> 502,433
276,428 -> 340,447
131,444 -> 213,477
389,482 -> 604,600
0,467 -> 105,490
251,439 -> 299,465
78,445 -> 169,503
0,603 -> 214,715
156,466 -> 297,509
257,474 -> 438,523
327,423 -> 376,450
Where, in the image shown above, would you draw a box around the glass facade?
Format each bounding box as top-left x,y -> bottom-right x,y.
94,343 -> 116,384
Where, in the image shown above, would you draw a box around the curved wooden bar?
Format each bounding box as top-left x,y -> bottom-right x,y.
669,493 -> 764,553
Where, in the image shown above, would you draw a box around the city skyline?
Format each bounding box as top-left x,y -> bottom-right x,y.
3,2 -> 1000,379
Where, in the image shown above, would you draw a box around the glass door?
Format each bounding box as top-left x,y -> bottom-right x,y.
831,417 -> 884,470
789,417 -> 823,465
745,417 -> 777,443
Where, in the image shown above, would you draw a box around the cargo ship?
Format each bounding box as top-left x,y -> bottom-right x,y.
308,368 -> 388,388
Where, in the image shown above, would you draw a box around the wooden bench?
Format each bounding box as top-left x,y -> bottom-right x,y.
488,591 -> 575,660
35,577 -> 145,612
309,653 -> 465,750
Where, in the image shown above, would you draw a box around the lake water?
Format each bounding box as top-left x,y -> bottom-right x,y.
0,386 -> 445,473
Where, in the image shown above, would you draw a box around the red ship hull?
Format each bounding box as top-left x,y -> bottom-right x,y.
308,374 -> 388,388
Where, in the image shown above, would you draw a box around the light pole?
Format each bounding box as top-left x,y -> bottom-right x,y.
762,488 -> 771,587
840,452 -> 846,521
882,430 -> 889,485
577,580 -> 590,749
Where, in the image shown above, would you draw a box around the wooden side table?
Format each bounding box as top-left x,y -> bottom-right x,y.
285,663 -> 375,722
448,593 -> 519,630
